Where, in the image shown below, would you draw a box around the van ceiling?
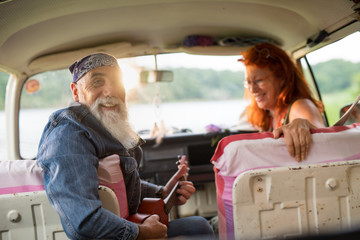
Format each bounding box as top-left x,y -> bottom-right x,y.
0,0 -> 359,76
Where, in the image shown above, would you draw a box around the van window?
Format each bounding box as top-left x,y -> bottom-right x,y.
19,70 -> 73,159
0,72 -> 10,160
19,54 -> 248,159
303,32 -> 360,126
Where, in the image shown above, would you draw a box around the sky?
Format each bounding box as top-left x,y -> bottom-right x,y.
306,31 -> 360,64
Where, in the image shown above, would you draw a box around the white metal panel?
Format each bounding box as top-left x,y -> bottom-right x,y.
177,182 -> 217,218
233,160 -> 360,239
0,191 -> 67,240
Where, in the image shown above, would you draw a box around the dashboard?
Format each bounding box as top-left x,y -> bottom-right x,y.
139,131 -> 256,186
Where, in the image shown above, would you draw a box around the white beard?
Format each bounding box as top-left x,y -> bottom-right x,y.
89,97 -> 140,149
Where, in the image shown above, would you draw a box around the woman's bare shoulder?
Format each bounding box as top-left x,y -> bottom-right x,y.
289,98 -> 325,127
292,98 -> 317,109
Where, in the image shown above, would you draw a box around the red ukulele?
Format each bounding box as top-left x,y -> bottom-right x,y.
127,156 -> 188,226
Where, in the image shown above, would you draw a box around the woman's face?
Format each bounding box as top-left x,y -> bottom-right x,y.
244,65 -> 282,111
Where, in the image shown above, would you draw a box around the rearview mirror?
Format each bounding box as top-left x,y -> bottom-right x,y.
140,70 -> 173,83
339,103 -> 360,125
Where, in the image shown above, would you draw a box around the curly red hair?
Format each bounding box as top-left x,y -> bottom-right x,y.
239,43 -> 323,131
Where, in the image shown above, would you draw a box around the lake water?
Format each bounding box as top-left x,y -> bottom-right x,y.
0,99 -> 251,160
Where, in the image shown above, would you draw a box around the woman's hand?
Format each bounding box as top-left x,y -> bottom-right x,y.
273,118 -> 317,162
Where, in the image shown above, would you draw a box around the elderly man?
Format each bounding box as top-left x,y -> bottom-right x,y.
37,53 -> 214,239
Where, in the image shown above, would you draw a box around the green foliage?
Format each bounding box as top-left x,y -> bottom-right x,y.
16,67 -> 245,110
312,59 -> 360,94
0,72 -> 10,110
311,59 -> 360,126
20,70 -> 72,109
127,68 -> 245,103
350,73 -> 360,98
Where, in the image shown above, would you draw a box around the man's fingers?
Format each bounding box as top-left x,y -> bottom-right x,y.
176,165 -> 187,178
177,182 -> 196,198
141,214 -> 168,239
176,195 -> 187,205
175,181 -> 196,205
151,214 -> 160,221
177,185 -> 195,199
170,165 -> 187,184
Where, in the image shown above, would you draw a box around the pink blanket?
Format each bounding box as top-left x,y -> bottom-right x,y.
0,160 -> 44,194
211,123 -> 360,240
0,155 -> 129,218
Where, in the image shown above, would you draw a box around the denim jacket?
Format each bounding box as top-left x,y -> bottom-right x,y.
37,102 -> 158,240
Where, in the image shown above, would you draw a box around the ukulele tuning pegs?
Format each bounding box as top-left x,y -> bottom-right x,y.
176,155 -> 182,165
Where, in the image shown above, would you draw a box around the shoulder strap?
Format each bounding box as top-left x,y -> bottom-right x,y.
282,100 -> 297,125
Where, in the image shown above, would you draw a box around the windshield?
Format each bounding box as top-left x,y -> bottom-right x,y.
19,53 -> 249,159
120,54 -> 248,137
17,32 -> 360,159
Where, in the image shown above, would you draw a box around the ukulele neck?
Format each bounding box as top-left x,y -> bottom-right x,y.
163,176 -> 185,214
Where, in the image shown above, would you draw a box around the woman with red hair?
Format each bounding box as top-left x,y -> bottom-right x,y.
240,43 -> 325,162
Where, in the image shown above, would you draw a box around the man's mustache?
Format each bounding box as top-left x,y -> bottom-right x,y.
95,97 -> 121,106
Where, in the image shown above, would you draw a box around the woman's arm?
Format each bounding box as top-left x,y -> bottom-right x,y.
273,99 -> 325,162
289,99 -> 325,128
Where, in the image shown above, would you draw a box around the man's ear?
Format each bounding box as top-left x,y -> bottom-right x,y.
70,82 -> 79,102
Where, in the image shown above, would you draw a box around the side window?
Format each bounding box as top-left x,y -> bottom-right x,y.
0,72 -> 10,160
302,32 -> 360,126
19,70 -> 72,159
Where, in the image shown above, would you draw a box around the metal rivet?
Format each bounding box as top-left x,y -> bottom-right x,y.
326,178 -> 337,190
7,210 -> 21,223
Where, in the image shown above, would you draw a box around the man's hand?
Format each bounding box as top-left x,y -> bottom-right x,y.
162,155 -> 196,205
137,215 -> 167,239
273,118 -> 316,162
175,180 -> 196,205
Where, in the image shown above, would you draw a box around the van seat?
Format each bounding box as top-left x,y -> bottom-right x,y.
0,156 -> 127,239
0,160 -> 43,195
211,123 -> 360,240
